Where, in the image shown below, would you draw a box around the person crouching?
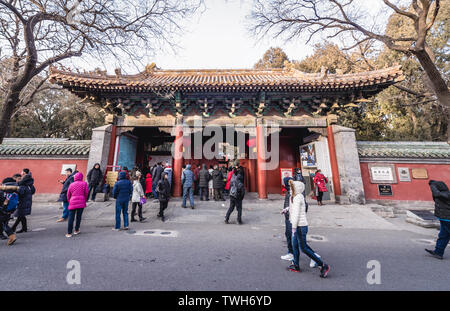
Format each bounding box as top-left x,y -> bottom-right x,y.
66,172 -> 89,238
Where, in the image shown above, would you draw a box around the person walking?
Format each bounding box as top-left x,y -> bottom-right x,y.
199,164 -> 211,201
163,162 -> 173,188
224,167 -> 233,195
280,171 -> 294,261
65,172 -> 89,238
181,164 -> 195,209
157,172 -> 171,222
287,179 -> 330,278
425,180 -> 450,259
112,171 -> 133,230
131,173 -> 146,222
12,170 -> 35,233
57,168 -> 76,222
225,171 -> 245,224
145,173 -> 153,198
212,165 -> 225,201
86,163 -> 103,202
313,169 -> 328,206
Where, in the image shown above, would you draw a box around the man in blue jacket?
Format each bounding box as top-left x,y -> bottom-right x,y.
112,171 -> 133,230
181,164 -> 195,209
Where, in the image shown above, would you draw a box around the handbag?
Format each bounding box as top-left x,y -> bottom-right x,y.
140,197 -> 147,205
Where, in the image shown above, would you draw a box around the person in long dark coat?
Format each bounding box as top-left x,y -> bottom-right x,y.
425,180 -> 450,259
152,163 -> 164,200
198,164 -> 211,201
157,172 -> 171,222
12,171 -> 35,233
212,165 -> 225,201
86,163 -> 103,202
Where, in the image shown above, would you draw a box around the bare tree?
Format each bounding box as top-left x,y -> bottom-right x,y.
0,0 -> 203,143
249,0 -> 450,140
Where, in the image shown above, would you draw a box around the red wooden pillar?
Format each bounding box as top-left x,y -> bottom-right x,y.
256,124 -> 268,199
327,124 -> 342,196
107,125 -> 117,166
172,124 -> 184,197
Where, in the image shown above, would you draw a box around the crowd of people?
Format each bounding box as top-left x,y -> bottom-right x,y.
0,168 -> 35,245
1,162 -> 448,279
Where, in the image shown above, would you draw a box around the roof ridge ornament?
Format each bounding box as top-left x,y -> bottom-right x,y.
144,63 -> 157,76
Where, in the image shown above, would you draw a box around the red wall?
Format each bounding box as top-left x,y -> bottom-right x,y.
360,162 -> 450,202
0,158 -> 88,194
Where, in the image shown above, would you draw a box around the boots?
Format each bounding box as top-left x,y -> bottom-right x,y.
7,234 -> 16,246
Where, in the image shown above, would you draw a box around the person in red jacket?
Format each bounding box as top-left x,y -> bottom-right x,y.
313,170 -> 328,206
66,172 -> 89,237
224,167 -> 233,194
145,173 -> 153,198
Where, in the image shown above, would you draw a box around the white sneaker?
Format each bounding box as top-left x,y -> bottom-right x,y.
281,253 -> 294,261
310,253 -> 321,268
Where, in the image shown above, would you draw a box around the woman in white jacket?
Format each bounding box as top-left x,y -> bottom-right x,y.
131,172 -> 146,222
288,179 -> 330,278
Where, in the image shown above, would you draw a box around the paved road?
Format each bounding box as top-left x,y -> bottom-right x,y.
1,196 -> 448,291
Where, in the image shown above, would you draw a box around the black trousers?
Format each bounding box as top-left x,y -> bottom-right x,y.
131,202 -> 143,220
226,197 -> 242,222
68,208 -> 84,234
159,200 -> 168,216
199,187 -> 209,200
0,214 -> 14,236
317,191 -> 324,203
214,188 -> 224,201
12,216 -> 27,232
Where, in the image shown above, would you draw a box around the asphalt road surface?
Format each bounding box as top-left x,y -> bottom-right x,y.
1,197 -> 448,291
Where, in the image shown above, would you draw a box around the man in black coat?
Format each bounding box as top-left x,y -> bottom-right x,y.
87,163 -> 103,202
425,180 -> 450,260
57,168 -> 76,222
198,164 -> 211,201
152,163 -> 164,200
12,170 -> 35,233
212,165 -> 225,201
225,172 -> 245,224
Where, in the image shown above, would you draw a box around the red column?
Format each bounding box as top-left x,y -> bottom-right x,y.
172,124 -> 184,197
256,125 -> 268,199
107,125 -> 117,166
327,125 -> 342,196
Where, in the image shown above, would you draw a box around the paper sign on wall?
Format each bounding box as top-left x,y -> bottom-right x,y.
61,164 -> 76,175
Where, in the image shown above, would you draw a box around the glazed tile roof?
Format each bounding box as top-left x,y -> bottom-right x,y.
0,139 -> 90,156
49,65 -> 404,92
357,141 -> 450,160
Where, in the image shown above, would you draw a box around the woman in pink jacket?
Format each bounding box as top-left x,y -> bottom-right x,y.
66,172 -> 89,237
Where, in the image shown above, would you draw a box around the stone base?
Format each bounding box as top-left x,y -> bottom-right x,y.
335,195 -> 350,205
406,210 -> 440,229
95,192 -> 109,202
370,205 -> 396,218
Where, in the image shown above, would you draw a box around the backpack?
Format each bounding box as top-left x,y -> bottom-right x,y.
5,192 -> 19,213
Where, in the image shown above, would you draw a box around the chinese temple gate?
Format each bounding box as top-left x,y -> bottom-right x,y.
49,65 -> 404,203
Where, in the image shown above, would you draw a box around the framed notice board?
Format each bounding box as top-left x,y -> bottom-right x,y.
378,184 -> 393,196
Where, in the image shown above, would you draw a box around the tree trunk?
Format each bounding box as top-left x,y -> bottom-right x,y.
413,49 -> 450,142
0,90 -> 20,144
